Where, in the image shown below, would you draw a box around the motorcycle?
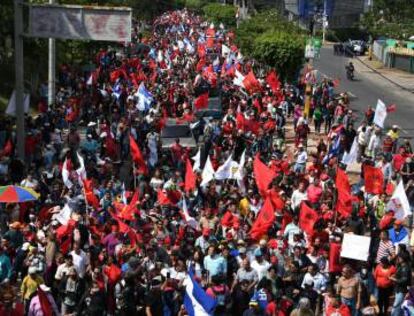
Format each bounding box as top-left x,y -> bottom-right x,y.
346,65 -> 355,80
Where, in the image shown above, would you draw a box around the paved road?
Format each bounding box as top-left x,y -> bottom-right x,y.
313,46 -> 414,139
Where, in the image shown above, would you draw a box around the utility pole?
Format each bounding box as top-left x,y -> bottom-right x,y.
14,0 -> 25,160
48,0 -> 56,107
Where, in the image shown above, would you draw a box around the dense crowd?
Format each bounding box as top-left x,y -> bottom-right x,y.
0,9 -> 413,316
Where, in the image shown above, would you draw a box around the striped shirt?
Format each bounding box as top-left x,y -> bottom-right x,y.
376,240 -> 395,264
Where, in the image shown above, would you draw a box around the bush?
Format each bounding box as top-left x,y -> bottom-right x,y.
252,31 -> 305,80
202,3 -> 237,28
185,0 -> 206,11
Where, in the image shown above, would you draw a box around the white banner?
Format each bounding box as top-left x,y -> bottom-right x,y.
340,234 -> 371,261
6,90 -> 30,116
29,4 -> 132,42
373,99 -> 387,128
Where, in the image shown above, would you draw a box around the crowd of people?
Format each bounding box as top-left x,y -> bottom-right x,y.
0,8 -> 413,316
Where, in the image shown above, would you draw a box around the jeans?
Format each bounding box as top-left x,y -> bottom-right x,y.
391,292 -> 405,316
341,297 -> 357,316
294,162 -> 306,174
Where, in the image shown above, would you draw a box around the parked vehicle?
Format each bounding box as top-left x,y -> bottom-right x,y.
160,119 -> 197,150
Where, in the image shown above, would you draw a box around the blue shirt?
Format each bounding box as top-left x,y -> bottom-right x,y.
0,253 -> 12,282
203,255 -> 227,277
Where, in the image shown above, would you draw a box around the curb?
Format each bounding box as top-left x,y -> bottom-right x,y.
355,55 -> 414,94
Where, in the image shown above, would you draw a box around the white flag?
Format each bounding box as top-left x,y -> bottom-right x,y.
192,148 -> 201,171
76,152 -> 87,183
53,204 -> 72,226
215,154 -> 234,180
387,181 -> 411,220
201,156 -> 215,187
6,90 -> 31,116
121,183 -> 127,205
182,198 -> 198,230
234,149 -> 246,180
373,99 -> 387,128
342,139 -> 358,166
222,44 -> 231,57
233,70 -> 245,88
62,158 -> 73,189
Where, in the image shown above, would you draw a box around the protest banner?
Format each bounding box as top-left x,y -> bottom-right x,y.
340,233 -> 371,261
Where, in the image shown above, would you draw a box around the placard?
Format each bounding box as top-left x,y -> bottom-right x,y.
340,233 -> 371,261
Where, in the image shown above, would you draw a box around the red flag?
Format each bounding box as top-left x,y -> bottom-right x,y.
253,154 -> 277,196
56,219 -> 76,241
299,202 -> 319,236
221,211 -> 238,228
236,111 -> 245,131
194,92 -> 209,110
196,58 -> 206,72
266,71 -> 280,93
110,69 -> 125,82
198,43 -> 206,58
157,189 -> 172,205
242,71 -> 261,94
387,104 -> 396,113
364,165 -> 384,195
332,79 -> 340,87
60,237 -> 72,254
329,242 -> 342,273
83,179 -> 100,210
268,189 -> 285,212
185,159 -> 197,193
108,210 -> 130,233
119,190 -> 139,221
104,263 -> 122,285
281,212 -> 293,231
335,168 -> 353,218
2,139 -> 13,156
250,197 -> 275,240
129,135 -> 148,175
37,286 -> 53,316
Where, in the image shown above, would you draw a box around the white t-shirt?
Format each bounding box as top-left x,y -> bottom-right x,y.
251,259 -> 271,281
70,250 -> 89,278
291,189 -> 308,210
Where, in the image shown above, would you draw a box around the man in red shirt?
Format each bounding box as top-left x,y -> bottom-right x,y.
170,138 -> 184,168
307,178 -> 323,209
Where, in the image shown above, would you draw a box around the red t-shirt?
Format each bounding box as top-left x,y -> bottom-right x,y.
374,265 -> 396,288
326,303 -> 351,316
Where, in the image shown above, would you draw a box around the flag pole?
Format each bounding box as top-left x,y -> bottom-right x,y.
133,164 -> 137,189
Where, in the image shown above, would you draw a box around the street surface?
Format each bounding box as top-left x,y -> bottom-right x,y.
314,46 -> 414,139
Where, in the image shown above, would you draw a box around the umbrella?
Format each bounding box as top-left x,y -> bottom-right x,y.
0,185 -> 39,203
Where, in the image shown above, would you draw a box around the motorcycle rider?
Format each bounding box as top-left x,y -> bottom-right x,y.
346,62 -> 355,80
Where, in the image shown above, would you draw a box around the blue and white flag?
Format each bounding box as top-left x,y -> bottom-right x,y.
323,135 -> 341,164
135,82 -> 153,111
184,268 -> 217,316
112,82 -> 122,99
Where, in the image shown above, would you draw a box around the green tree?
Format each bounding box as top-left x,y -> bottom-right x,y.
235,10 -> 305,79
252,31 -> 305,80
361,0 -> 414,39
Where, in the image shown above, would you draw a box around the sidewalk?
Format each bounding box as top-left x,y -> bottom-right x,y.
356,55 -> 414,93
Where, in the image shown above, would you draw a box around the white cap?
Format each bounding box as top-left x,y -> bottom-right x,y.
87,122 -> 97,127
39,284 -> 51,292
